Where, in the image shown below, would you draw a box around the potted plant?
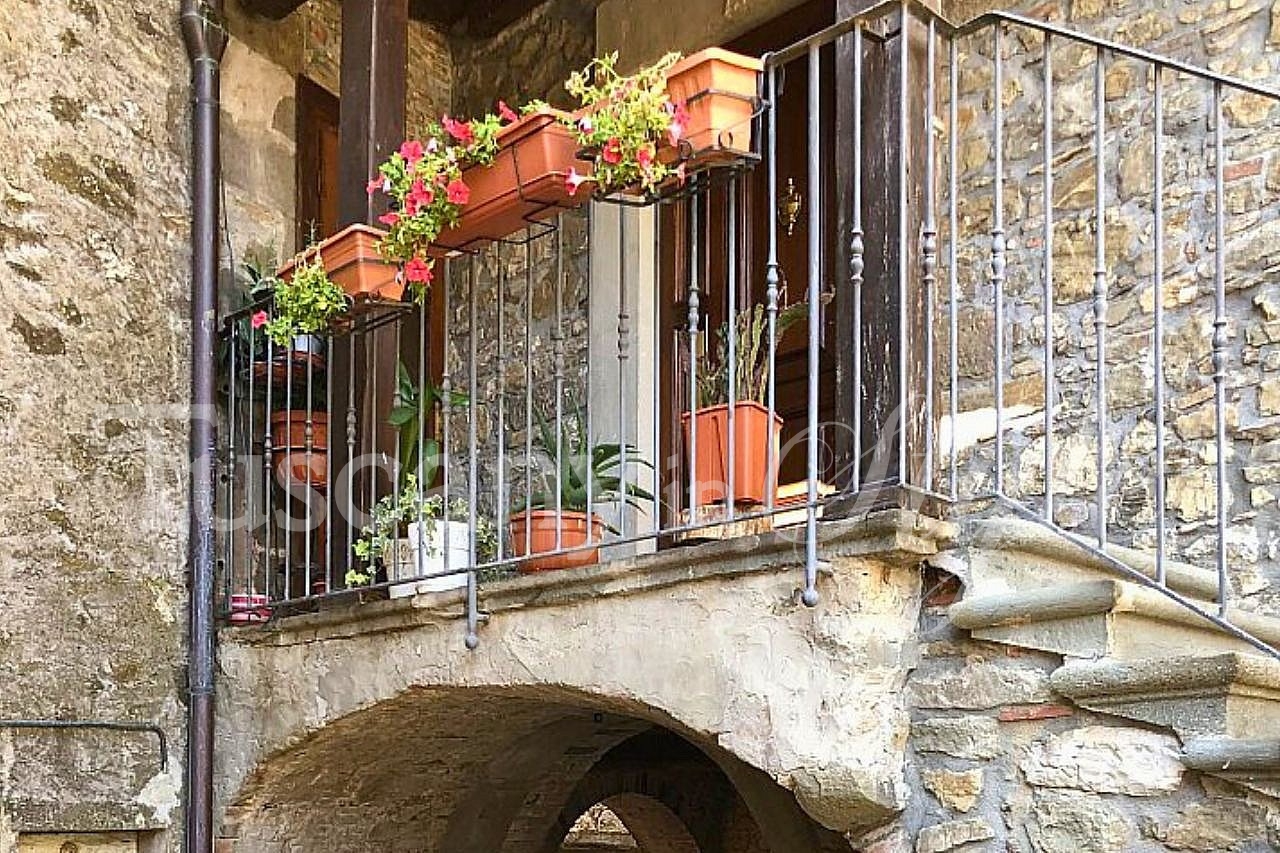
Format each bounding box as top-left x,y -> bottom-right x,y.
510,406 -> 653,572
346,475 -> 496,597
238,257 -> 326,386
683,301 -> 807,506
387,359 -> 469,492
560,52 -> 686,199
276,224 -> 403,306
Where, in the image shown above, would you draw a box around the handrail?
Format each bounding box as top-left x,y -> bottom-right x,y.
764,0 -> 1280,103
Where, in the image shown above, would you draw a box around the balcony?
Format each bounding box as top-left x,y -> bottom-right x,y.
215,0 -> 1280,665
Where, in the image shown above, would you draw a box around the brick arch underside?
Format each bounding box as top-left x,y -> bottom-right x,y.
222,687 -> 851,853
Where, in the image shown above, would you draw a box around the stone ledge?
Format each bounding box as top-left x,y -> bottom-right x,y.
950,579 -> 1280,661
1052,653 -> 1280,739
1182,737 -> 1280,798
227,509 -> 952,647
963,517 -> 1220,601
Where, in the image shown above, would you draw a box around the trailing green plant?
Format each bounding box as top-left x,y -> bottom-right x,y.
697,301 -> 809,407
261,251 -> 349,347
387,359 -> 469,492
346,474 -> 497,587
369,108 -> 515,303
561,51 -> 689,197
518,401 -> 654,529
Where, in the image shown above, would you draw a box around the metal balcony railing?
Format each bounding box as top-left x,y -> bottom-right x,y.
216,0 -> 1280,659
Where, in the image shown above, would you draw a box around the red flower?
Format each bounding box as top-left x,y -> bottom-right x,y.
366,175 -> 385,195
250,310 -> 269,330
408,179 -> 434,209
446,178 -> 471,205
602,137 -> 623,165
404,257 -> 434,284
666,100 -> 690,146
636,144 -> 655,170
399,140 -> 425,165
498,101 -> 519,123
442,115 -> 474,145
564,167 -> 592,197
378,211 -> 400,227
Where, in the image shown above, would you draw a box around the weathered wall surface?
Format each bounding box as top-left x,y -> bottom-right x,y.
212,522 -> 936,848
938,0 -> 1280,612
853,587 -> 1280,852
0,0 -> 191,847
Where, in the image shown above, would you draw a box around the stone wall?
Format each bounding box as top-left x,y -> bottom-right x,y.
0,0 -> 192,846
856,585 -> 1280,852
450,0 -> 597,117
937,0 -> 1280,612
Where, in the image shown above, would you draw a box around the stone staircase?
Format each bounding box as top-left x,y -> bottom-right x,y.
944,517 -> 1280,795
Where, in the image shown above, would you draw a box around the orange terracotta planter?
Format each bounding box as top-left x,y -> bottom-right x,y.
666,48 -> 763,161
270,411 -> 328,488
436,108 -> 588,251
277,224 -> 403,305
509,510 -> 605,573
681,401 -> 782,506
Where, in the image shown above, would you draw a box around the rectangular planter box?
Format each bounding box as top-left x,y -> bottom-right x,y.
681,401 -> 783,507
666,48 -> 763,162
436,108 -> 587,251
277,223 -> 403,306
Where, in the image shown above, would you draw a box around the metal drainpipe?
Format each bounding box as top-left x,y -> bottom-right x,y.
180,2 -> 226,852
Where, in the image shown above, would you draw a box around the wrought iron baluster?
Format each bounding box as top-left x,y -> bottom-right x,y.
1153,64 -> 1167,585
765,64 -> 781,512
1093,46 -> 1109,547
922,18 -> 938,496
948,35 -> 959,501
992,23 -> 1007,496
1043,33 -> 1055,520
466,255 -> 480,649
1212,80 -> 1229,615
617,208 -> 629,541
687,190 -> 702,518
852,24 -> 865,494
803,41 -> 822,607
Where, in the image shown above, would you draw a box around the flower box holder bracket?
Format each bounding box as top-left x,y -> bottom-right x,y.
678,87 -> 765,167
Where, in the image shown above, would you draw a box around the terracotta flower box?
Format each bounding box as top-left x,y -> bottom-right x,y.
509,510 -> 605,573
681,401 -> 782,506
436,107 -> 588,251
277,223 -> 403,305
666,48 -> 763,162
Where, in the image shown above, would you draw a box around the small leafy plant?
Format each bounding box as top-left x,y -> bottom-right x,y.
387,360 -> 469,492
369,107 -> 517,303
561,52 -> 689,197
346,474 -> 497,587
697,301 -> 809,407
518,403 -> 654,529
261,251 -> 349,347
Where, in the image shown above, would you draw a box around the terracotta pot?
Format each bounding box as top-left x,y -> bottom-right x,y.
666,48 -> 763,162
436,108 -> 587,251
508,510 -> 604,573
270,411 -> 328,488
277,223 -> 403,304
680,401 -> 783,506
228,592 -> 270,625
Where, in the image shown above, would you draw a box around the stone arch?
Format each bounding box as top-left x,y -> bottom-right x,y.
218,686 -> 851,853
594,795 -> 701,852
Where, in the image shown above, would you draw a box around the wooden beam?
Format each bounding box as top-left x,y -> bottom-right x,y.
239,0 -> 307,20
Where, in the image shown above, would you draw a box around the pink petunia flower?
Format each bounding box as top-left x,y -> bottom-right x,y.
408,179 -> 434,209
666,100 -> 690,146
446,178 -> 471,205
366,175 -> 386,195
442,115 -> 474,145
399,140 -> 425,165
636,144 -> 655,170
378,211 -> 401,227
404,257 -> 434,284
602,137 -> 623,165
498,101 -> 519,123
564,167 -> 592,197
251,310 -> 269,330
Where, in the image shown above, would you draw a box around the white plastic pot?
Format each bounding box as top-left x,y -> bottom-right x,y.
388,519 -> 471,598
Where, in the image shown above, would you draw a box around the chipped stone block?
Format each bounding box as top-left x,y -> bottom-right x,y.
1020,726 -> 1182,795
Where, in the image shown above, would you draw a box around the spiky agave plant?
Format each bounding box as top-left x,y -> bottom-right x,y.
696,300 -> 808,408
518,401 -> 654,531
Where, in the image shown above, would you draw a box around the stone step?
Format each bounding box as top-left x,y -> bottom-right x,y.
1051,653 -> 1280,740
1182,737 -> 1280,798
961,517 -> 1220,603
950,579 -> 1280,661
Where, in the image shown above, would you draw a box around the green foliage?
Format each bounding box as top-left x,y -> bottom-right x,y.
262,252 -> 349,347
697,301 -> 809,407
346,474 -> 497,587
563,51 -> 683,196
388,360 -> 468,492
519,401 -> 654,530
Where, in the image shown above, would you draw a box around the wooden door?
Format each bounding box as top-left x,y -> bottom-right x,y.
296,76 -> 341,248
659,0 -> 839,524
